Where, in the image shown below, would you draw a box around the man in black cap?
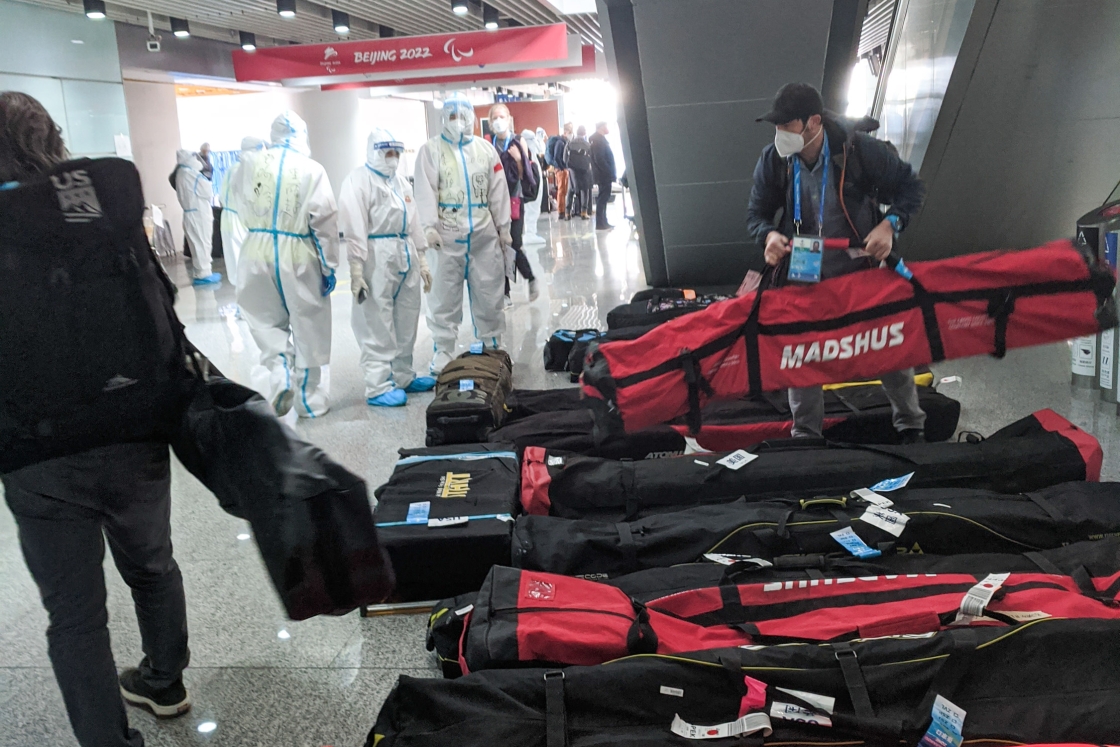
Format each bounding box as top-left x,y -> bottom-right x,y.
746,82 -> 928,442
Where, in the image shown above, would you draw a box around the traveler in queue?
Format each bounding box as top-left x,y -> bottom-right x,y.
172,148 -> 221,286
746,82 -> 928,442
0,90 -> 191,747
234,110 -> 339,418
487,103 -> 540,304
339,127 -> 435,407
414,92 -> 512,375
565,126 -> 594,221
551,122 -> 573,220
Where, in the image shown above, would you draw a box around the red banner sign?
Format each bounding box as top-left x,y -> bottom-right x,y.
233,23 -> 570,83
321,45 -> 598,91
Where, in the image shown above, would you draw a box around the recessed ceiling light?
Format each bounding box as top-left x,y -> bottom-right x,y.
171,17 -> 190,38
332,9 -> 350,34
83,0 -> 106,19
277,0 -> 296,18
452,0 -> 469,15
240,31 -> 256,51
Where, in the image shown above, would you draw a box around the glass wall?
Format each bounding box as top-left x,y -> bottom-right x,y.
876,0 -> 976,170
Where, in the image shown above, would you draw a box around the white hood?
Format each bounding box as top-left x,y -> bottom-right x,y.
365,127 -> 404,176
176,149 -> 202,170
270,110 -> 310,155
441,93 -> 475,144
241,135 -> 266,153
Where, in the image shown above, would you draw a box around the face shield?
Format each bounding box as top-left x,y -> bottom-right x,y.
367,128 -> 404,176
441,95 -> 476,144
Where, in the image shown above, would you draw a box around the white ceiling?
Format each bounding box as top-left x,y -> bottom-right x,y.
13,0 -> 601,49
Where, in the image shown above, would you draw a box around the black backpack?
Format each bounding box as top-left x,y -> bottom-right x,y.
0,157 -> 189,473
567,139 -> 592,171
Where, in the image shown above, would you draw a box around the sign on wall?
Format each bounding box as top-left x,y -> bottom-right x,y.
233,24 -> 570,84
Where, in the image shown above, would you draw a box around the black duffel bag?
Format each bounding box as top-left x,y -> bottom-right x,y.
520,410 -> 1099,521
171,367 -> 394,619
512,481 -> 1120,578
371,619 -> 1120,746
543,329 -> 603,372
567,323 -> 657,379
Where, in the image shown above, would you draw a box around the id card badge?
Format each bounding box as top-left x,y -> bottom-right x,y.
787,235 -> 823,284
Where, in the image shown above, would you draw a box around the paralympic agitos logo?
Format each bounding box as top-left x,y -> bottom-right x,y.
779,322 -> 905,370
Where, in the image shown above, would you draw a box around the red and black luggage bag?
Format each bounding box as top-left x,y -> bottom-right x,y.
428,538 -> 1120,677
370,620 -> 1120,746
512,481 -> 1120,578
519,410 -> 1100,521
461,564 -> 1120,672
582,241 -> 1116,433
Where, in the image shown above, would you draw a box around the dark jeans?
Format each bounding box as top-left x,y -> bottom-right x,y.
595,179 -> 613,228
3,442 -> 189,747
569,169 -> 593,215
505,214 -> 535,294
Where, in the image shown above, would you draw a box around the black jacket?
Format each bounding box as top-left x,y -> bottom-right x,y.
551,135 -> 571,170
589,132 -> 617,183
746,117 -> 925,249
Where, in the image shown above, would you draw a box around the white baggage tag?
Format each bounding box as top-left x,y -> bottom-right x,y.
858,506 -> 909,537
955,573 -> 1009,623
852,488 -> 893,508
669,712 -> 772,740
459,379 -> 475,391
716,450 -> 758,470
870,472 -> 914,492
770,688 -> 836,727
405,501 -> 430,524
427,516 -> 469,528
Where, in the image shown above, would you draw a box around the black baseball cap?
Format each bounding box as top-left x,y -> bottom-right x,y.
756,83 -> 824,125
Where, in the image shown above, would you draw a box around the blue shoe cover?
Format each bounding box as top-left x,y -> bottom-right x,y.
192,272 -> 222,286
368,389 -> 407,407
404,376 -> 437,393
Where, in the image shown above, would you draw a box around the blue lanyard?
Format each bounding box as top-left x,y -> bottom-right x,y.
792,133 -> 829,236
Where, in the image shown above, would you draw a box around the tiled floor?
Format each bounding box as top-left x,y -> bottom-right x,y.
2,199 -> 1117,746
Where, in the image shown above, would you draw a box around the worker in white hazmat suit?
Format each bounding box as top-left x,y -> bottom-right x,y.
413,93 -> 512,374
219,135 -> 266,290
520,128 -> 546,246
235,111 -> 339,418
340,128 -> 435,407
174,149 -> 221,286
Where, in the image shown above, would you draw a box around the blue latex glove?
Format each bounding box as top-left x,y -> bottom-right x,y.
321,272 -> 336,297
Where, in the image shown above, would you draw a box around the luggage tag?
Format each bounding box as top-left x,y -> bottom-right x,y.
954,572 -> 1009,624
829,526 -> 882,558
770,688 -> 835,728
459,379 -> 475,391
406,501 -> 430,524
787,235 -> 824,284
427,516 -> 469,528
716,450 -> 758,470
917,695 -> 965,747
469,341 -> 484,354
870,472 -> 914,492
851,487 -> 893,508
859,506 -> 909,537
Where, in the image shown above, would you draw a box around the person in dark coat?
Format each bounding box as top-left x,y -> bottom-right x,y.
564,126 -> 594,220
589,122 -> 617,230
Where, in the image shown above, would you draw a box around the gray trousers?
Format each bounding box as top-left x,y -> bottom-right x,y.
788,367 -> 927,438
2,442 -> 189,747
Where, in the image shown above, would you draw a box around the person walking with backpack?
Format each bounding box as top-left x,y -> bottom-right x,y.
551,122 -> 573,220
488,104 -> 540,304
565,126 -> 594,221
746,82 -> 927,442
0,91 -> 191,747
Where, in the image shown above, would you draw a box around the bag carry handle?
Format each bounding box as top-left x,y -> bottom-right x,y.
800,495 -> 848,510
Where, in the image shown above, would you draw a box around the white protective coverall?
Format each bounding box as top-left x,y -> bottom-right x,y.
339,128 -> 431,399
234,111 -> 339,418
520,128 -> 545,245
414,93 -> 512,374
219,136 -> 266,289
174,149 -> 214,278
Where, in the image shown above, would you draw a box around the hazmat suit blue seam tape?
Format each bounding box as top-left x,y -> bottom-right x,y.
183,208 -> 199,213
438,202 -> 488,208
271,145 -> 292,392
248,228 -> 311,238
369,233 -> 408,239
309,228 -> 333,278
387,184 -> 411,301
300,368 -> 316,419
456,137 -> 482,342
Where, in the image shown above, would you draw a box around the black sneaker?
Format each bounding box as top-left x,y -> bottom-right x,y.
898,428 -> 926,445
119,669 -> 191,719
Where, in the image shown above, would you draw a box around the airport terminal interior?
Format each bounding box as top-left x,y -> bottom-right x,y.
2,1 -> 1120,746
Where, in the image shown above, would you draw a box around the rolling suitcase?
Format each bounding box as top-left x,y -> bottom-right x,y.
373,444 -> 519,601
511,481 -> 1120,579
426,349 -> 514,446
369,620 -> 1120,747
